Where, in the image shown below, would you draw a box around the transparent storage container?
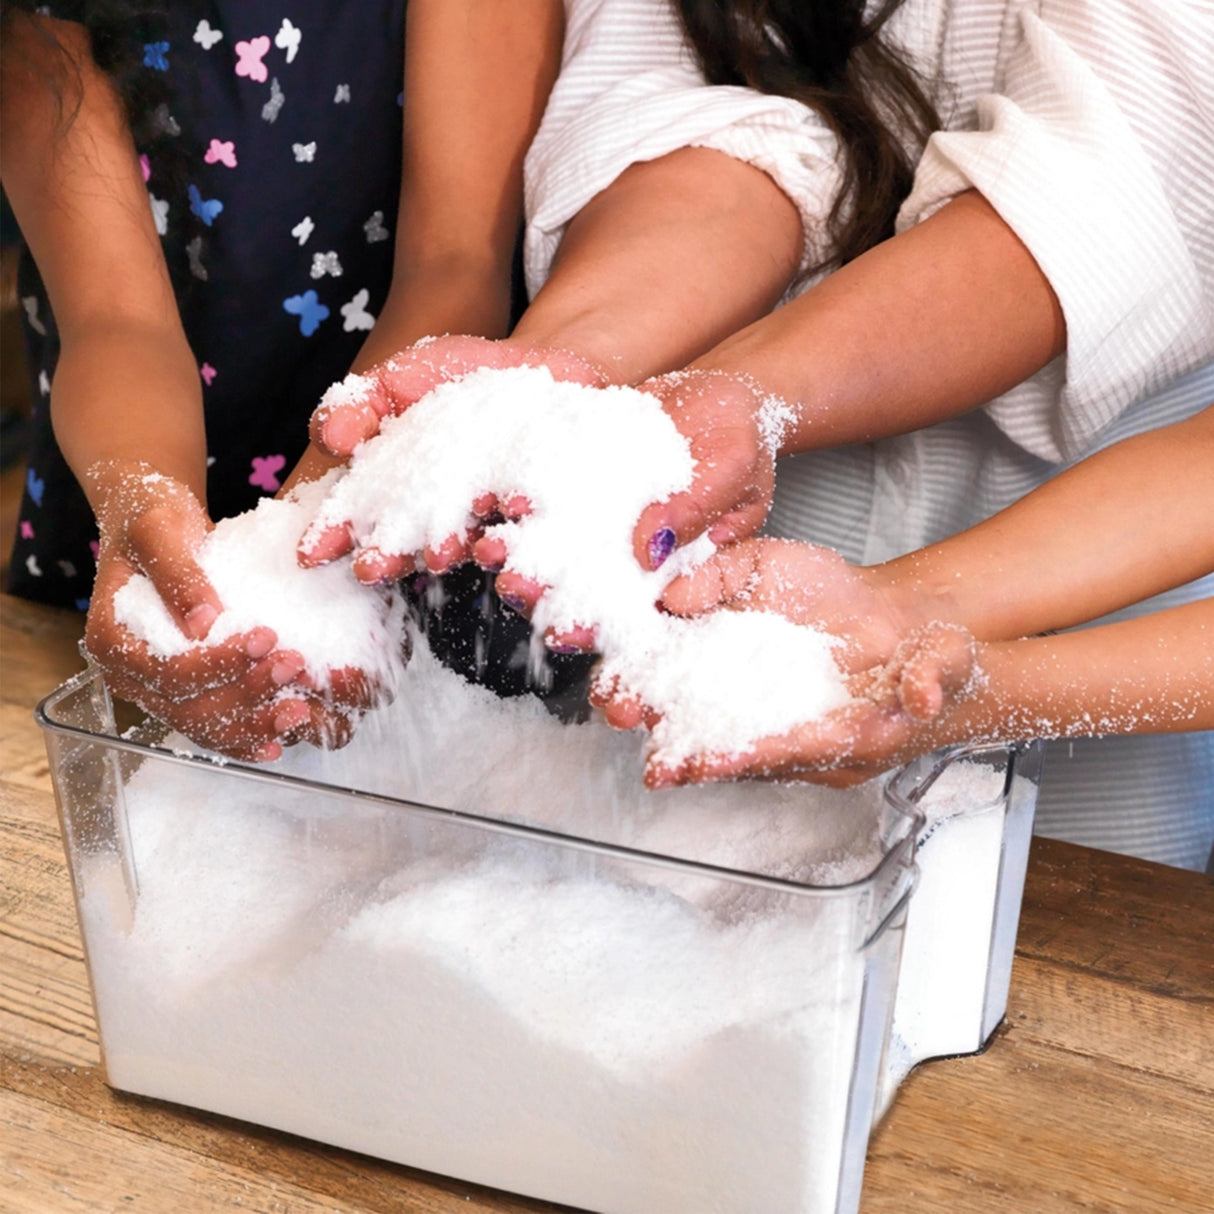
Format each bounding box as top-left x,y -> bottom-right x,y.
37,665 -> 1043,1214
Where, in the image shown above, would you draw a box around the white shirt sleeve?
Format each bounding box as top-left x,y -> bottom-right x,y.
897,3 -> 1214,463
523,0 -> 843,299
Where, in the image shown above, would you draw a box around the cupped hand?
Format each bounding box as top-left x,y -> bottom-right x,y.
485,370 -> 787,655
300,335 -> 607,576
83,463 -> 355,762
659,537 -> 910,673
645,622 -> 980,789
590,537 -> 976,785
631,370 -> 778,574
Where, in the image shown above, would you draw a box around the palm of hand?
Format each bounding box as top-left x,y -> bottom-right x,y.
662,537 -> 906,673
632,371 -> 775,568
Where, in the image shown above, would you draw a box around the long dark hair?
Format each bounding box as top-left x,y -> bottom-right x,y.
676,0 -> 939,268
0,0 -> 177,150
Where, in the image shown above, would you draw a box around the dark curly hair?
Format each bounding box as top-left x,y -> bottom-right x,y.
675,0 -> 940,268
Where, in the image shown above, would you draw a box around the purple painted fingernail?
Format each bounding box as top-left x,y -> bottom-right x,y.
546,641 -> 582,655
648,527 -> 676,570
498,591 -> 527,613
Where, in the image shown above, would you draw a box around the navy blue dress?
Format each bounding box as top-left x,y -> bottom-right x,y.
10,1 -> 407,608
10,1 -> 591,706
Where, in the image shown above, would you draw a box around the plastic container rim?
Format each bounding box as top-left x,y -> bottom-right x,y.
37,666 -> 927,900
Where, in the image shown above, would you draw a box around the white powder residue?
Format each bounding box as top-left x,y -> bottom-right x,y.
79,736 -> 873,1214
72,642 -> 1022,1214
113,476 -> 408,693
306,364 -> 850,764
595,608 -> 849,766
251,632 -> 887,888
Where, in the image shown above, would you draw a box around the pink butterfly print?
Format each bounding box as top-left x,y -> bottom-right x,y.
234,36 -> 271,84
200,363 -> 217,385
89,540 -> 101,561
204,139 -> 237,168
139,154 -> 151,182
19,521 -> 34,540
249,454 -> 286,493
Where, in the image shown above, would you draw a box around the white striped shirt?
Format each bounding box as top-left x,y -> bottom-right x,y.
524,0 -> 1214,869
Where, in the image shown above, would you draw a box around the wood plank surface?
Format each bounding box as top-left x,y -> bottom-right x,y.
2,593 -> 1212,1214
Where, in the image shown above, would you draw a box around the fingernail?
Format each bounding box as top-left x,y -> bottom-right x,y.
245,630 -> 275,660
255,742 -> 283,763
498,591 -> 527,613
184,603 -> 218,640
648,527 -> 676,570
546,640 -> 583,655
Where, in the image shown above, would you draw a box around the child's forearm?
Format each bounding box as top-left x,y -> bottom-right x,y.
691,190 -> 1067,450
870,404 -> 1214,641
385,0 -> 564,344
926,599 -> 1214,747
512,147 -> 803,385
512,147 -> 804,384
49,321 -> 209,510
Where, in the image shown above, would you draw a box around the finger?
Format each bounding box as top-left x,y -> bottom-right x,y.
705,496 -> 771,549
423,532 -> 472,574
471,492 -> 499,518
495,570 -> 545,617
125,508 -> 222,640
311,393 -> 383,457
898,627 -> 976,720
660,541 -> 765,616
298,521 -> 354,567
473,534 -> 508,571
499,493 -> 532,521
604,693 -> 645,730
301,663 -> 379,712
543,623 -> 597,655
286,696 -> 359,751
352,546 -> 416,584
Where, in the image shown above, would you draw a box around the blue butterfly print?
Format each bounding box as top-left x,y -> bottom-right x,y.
143,42 -> 170,71
283,291 -> 330,336
188,184 -> 224,227
26,467 -> 45,507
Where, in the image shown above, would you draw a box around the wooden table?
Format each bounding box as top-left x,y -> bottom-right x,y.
2,592 -> 1211,1213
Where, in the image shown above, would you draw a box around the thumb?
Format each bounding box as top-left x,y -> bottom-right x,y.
125,500 -> 223,641
897,625 -> 977,720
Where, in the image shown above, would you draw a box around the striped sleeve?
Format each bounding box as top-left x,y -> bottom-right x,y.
897,2 -> 1214,463
523,0 -> 843,298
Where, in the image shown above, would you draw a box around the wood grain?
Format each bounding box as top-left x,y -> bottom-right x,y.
2,593 -> 1212,1214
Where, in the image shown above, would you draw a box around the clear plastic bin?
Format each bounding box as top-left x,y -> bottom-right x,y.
37,665 -> 1042,1214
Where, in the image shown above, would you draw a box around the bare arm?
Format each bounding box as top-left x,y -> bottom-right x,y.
1,14 -> 207,504
872,402 -> 1214,641
512,146 -> 804,385
692,189 -> 1067,452
288,0 -> 565,485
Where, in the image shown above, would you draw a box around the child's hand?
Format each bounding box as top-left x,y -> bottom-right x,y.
589,537 -> 978,785
632,370 -> 777,572
516,370 -> 781,653
641,622 -> 980,788
466,369 -> 784,652
82,463 -> 360,762
299,334 -> 606,580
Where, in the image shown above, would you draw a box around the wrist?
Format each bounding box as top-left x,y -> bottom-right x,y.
365,260 -> 514,362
